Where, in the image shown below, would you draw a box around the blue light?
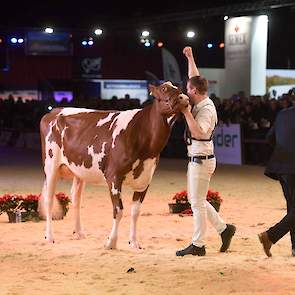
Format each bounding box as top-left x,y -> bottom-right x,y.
11,38 -> 17,44
81,40 -> 87,46
207,43 -> 213,48
144,41 -> 151,47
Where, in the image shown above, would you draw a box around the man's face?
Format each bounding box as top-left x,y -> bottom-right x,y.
186,81 -> 196,102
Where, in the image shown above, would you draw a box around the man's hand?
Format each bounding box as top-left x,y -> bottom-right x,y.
183,47 -> 193,59
181,103 -> 192,115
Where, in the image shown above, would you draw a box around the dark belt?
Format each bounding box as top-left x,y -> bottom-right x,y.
189,155 -> 215,162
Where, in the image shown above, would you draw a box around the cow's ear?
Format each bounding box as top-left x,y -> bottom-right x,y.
148,84 -> 157,96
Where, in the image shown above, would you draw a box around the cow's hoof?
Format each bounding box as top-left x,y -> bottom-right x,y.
128,240 -> 142,250
45,236 -> 55,243
104,237 -> 117,250
72,231 -> 86,240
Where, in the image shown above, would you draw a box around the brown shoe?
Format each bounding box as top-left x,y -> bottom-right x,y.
258,232 -> 273,257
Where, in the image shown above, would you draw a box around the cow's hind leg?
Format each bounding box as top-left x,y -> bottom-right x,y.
129,187 -> 149,249
71,176 -> 86,239
105,181 -> 123,250
44,172 -> 59,243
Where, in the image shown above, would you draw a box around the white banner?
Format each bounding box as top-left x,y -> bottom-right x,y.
213,124 -> 242,165
225,15 -> 268,97
161,48 -> 181,85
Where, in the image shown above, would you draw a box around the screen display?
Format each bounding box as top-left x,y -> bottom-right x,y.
25,31 -> 73,56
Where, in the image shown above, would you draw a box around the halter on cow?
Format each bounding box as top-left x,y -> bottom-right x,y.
39,81 -> 189,249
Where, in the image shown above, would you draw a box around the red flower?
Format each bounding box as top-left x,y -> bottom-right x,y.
172,189 -> 223,205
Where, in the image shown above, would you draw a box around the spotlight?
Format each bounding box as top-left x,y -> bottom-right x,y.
207,43 -> 213,48
219,42 -> 225,48
144,41 -> 151,47
10,38 -> 17,44
48,106 -> 53,111
224,16 -> 229,21
18,38 -> 24,44
81,40 -> 87,46
88,40 -> 94,45
94,28 -> 103,35
141,30 -> 150,37
186,31 -> 195,38
45,27 -> 54,34
157,41 -> 164,48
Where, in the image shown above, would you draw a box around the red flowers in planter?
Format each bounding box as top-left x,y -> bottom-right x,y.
0,194 -> 23,214
172,190 -> 188,204
0,193 -> 71,217
171,189 -> 223,213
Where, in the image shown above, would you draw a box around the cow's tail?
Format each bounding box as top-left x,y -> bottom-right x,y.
38,181 -> 64,220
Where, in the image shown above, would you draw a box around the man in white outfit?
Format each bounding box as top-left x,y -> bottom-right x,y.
176,47 -> 236,256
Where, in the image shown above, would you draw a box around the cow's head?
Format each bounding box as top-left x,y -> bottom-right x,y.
149,81 -> 189,116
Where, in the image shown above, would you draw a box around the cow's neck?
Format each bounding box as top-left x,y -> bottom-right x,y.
144,101 -> 172,154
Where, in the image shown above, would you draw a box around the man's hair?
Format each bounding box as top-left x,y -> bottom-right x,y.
188,76 -> 208,95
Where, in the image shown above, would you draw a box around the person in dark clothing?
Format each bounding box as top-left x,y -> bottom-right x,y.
258,106 -> 295,257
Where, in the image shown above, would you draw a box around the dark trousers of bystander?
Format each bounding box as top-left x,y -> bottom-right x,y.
267,174 -> 295,250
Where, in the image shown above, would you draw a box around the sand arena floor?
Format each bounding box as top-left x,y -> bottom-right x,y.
0,147 -> 294,295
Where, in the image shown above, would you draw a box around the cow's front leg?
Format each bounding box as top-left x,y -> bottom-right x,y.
105,182 -> 123,250
129,189 -> 148,249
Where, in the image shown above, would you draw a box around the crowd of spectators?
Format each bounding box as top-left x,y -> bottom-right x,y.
0,90 -> 294,165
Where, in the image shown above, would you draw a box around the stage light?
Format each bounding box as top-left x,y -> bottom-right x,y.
207,43 -> 213,48
219,42 -> 225,48
94,28 -> 103,35
81,40 -> 87,46
18,38 -> 24,44
157,41 -> 163,48
88,40 -> 94,45
141,30 -> 150,37
144,41 -> 151,47
10,38 -> 17,44
224,16 -> 229,21
48,106 -> 53,111
0,38 -> 2,43
45,27 -> 54,34
186,31 -> 195,38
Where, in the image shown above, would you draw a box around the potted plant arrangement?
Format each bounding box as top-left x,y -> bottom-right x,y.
169,189 -> 223,214
0,192 -> 71,222
168,190 -> 191,213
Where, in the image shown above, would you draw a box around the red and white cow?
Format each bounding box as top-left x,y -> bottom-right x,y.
39,81 -> 189,249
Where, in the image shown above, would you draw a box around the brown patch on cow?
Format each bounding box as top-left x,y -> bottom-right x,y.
132,187 -> 149,202
48,149 -> 53,158
48,124 -> 62,148
59,164 -> 75,179
133,160 -> 144,179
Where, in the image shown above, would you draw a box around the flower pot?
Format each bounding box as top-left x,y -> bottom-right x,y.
168,202 -> 191,214
7,211 -> 40,223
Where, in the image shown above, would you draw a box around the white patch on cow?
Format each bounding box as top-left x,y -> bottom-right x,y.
111,182 -> 119,195
109,109 -> 141,148
60,125 -> 68,142
60,141 -> 107,184
164,81 -> 177,89
132,159 -> 140,170
87,142 -> 106,163
124,158 -> 157,191
131,201 -> 141,217
59,107 -> 96,116
96,113 -> 117,127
